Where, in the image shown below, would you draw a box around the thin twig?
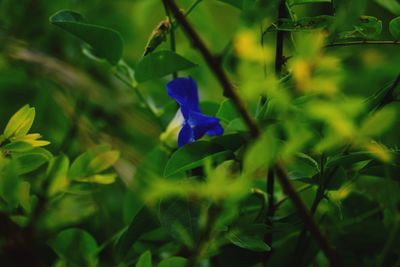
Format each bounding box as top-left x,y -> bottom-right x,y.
162,0 -> 178,79
274,0 -> 287,76
264,1 -> 288,260
185,205 -> 221,267
164,0 -> 339,266
275,164 -> 339,267
326,40 -> 400,48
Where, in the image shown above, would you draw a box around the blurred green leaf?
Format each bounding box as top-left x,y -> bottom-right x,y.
135,251 -> 152,267
389,16 -> 400,39
88,150 -> 120,173
158,257 -> 188,267
47,155 -> 70,197
3,141 -> 34,153
135,51 -> 197,83
75,173 -> 117,184
0,161 -> 20,208
48,228 -> 99,267
69,145 -> 118,180
217,0 -> 243,9
41,195 -> 97,230
123,191 -> 144,225
50,10 -> 123,65
375,0 -> 400,15
17,181 -> 33,213
3,105 -> 35,138
164,141 -> 233,177
116,207 -> 158,261
339,16 -> 382,39
216,100 -> 240,124
243,130 -> 277,176
14,147 -> 52,175
288,0 -> 331,6
325,152 -> 372,169
360,106 -> 397,137
159,199 -> 199,248
211,133 -> 246,151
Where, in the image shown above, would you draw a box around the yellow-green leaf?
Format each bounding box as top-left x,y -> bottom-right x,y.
88,150 -> 120,173
360,106 -> 397,137
76,173 -> 117,184
3,105 -> 35,138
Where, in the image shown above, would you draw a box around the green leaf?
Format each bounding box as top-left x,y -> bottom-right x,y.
122,191 -> 144,225
288,0 -> 331,6
17,181 -> 33,213
211,133 -> 246,151
135,251 -> 152,267
226,230 -> 271,252
216,100 -> 240,124
14,148 -> 52,175
339,16 -> 382,39
164,141 -> 233,177
135,51 -> 197,83
159,199 -> 199,248
69,145 -> 117,179
158,257 -> 188,267
48,228 -> 99,267
299,166 -> 347,190
50,10 -> 123,65
243,130 -> 277,176
88,150 -> 120,173
389,16 -> 400,39
360,106 -> 397,137
41,195 -> 96,230
75,173 -> 117,184
267,16 -> 334,32
217,0 -> 243,9
4,105 -> 35,138
0,161 -> 20,208
325,152 -> 372,169
3,141 -> 34,153
375,0 -> 400,15
116,207 -> 158,261
47,155 -> 70,197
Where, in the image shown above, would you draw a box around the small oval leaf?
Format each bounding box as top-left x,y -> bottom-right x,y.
135,51 -> 197,83
389,16 -> 400,40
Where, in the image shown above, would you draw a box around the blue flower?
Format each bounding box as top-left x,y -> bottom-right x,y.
167,77 -> 224,147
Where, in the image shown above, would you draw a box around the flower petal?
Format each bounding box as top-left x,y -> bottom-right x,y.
188,111 -> 223,140
178,123 -> 194,147
166,77 -> 224,147
167,77 -> 201,113
206,124 -> 224,136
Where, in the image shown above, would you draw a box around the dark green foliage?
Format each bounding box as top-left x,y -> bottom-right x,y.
1,0 -> 400,266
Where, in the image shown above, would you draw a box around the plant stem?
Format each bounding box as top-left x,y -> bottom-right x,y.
185,205 -> 221,267
165,0 -> 339,265
162,0 -> 178,79
185,0 -> 203,16
274,0 -> 287,76
264,169 -> 275,247
326,40 -> 400,48
274,163 -> 339,267
264,1 -> 288,259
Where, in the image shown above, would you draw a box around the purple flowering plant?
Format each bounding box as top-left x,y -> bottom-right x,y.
167,77 -> 224,147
